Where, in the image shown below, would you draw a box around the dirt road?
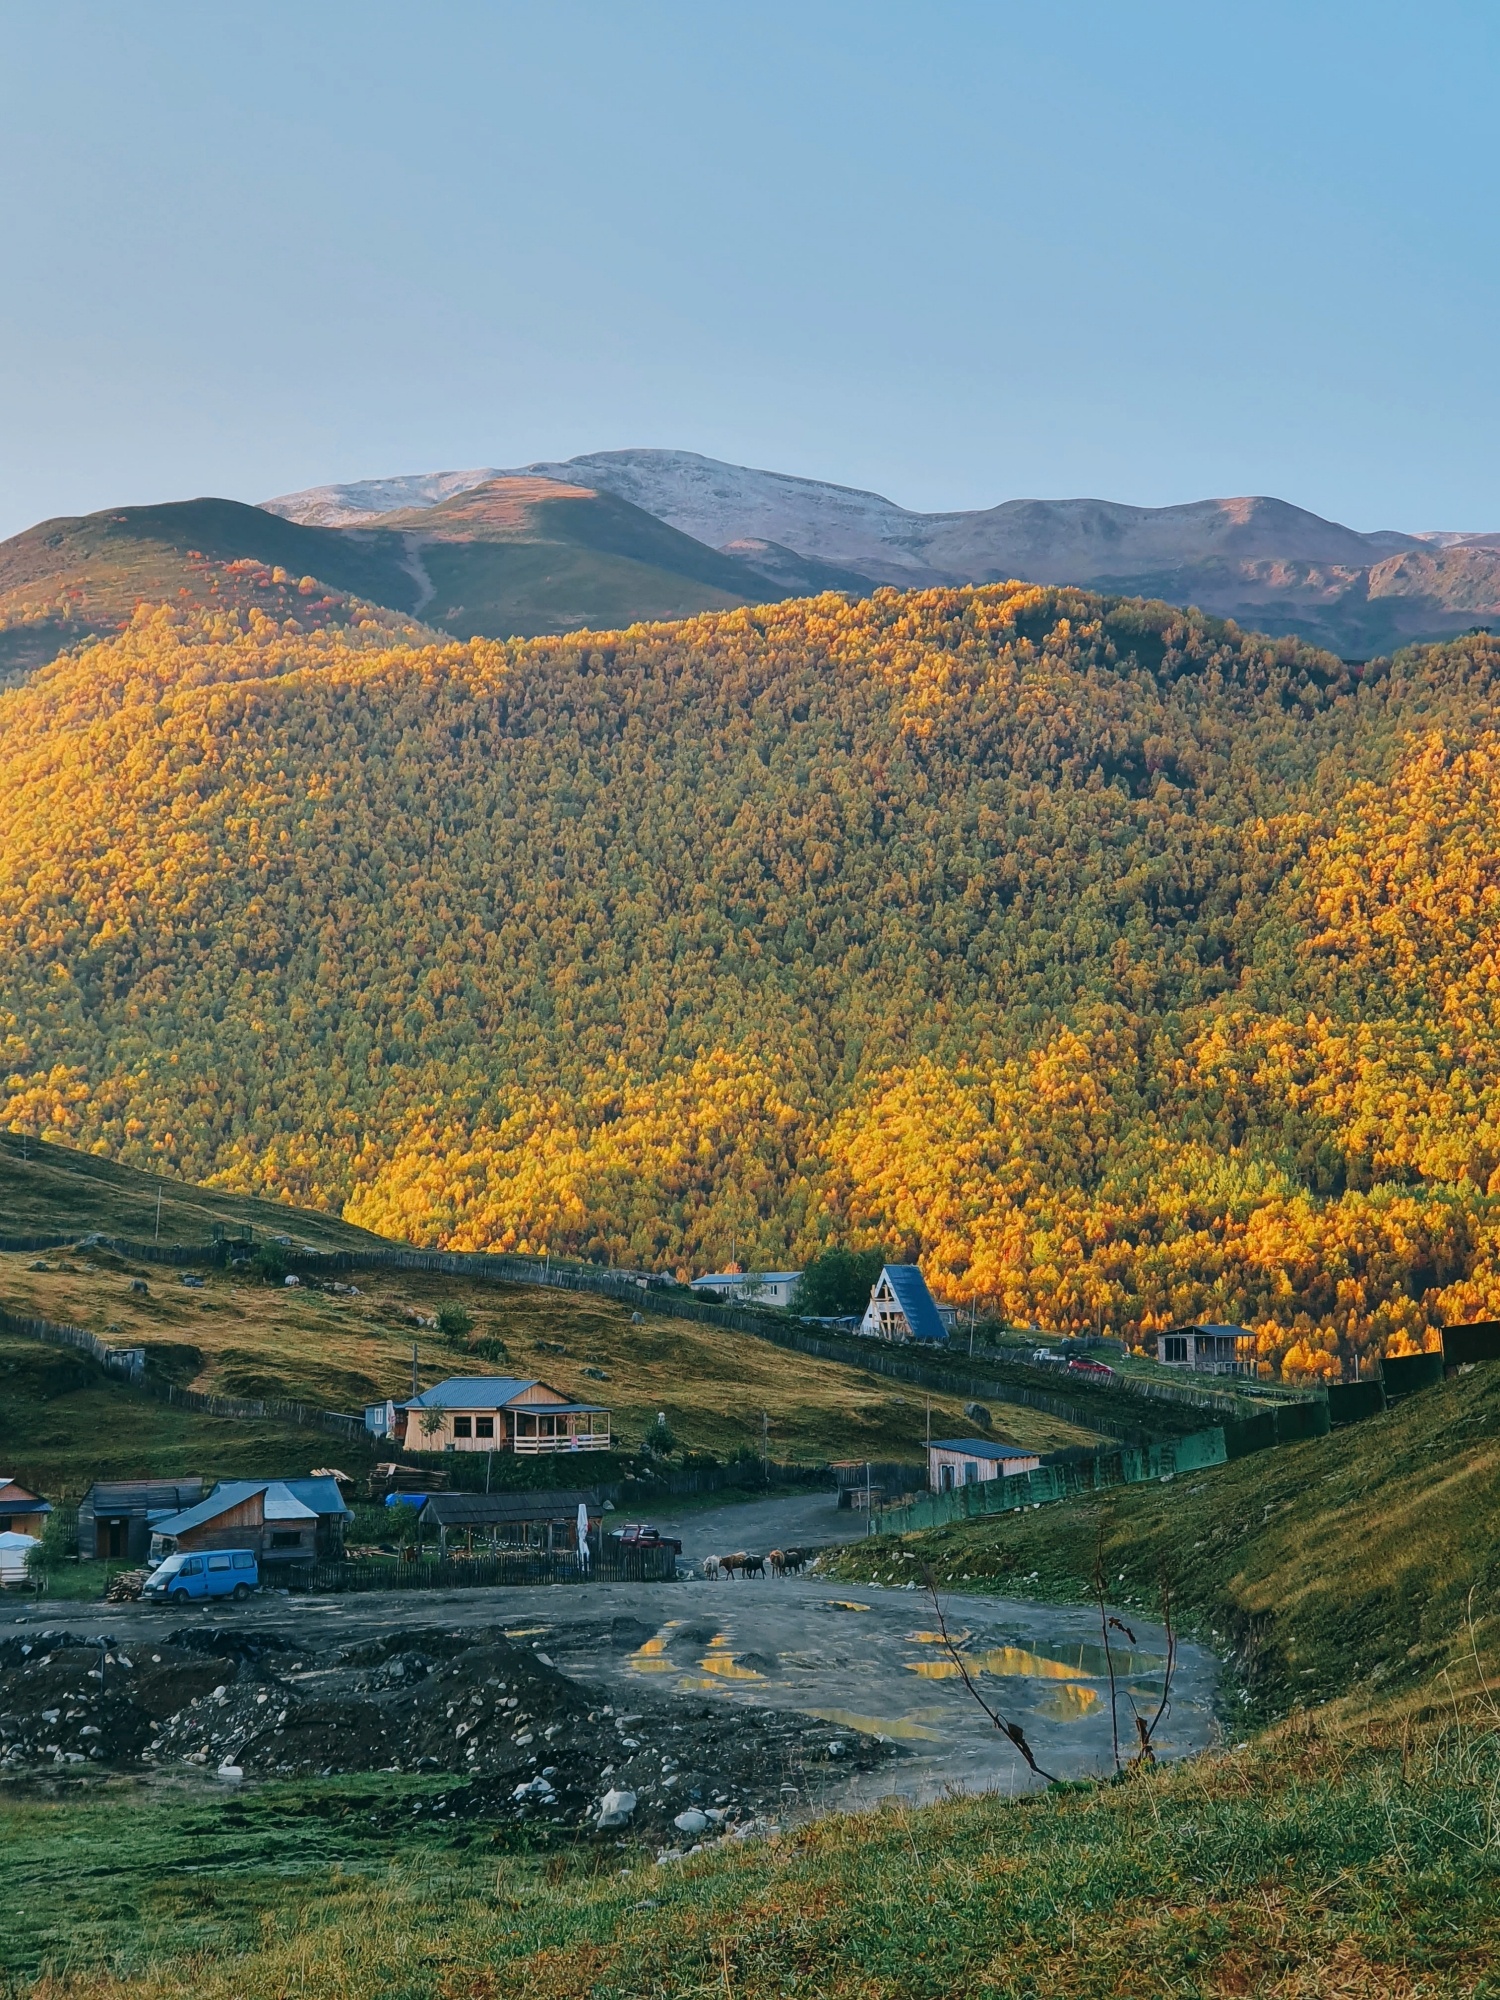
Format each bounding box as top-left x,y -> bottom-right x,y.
0,1496 -> 1219,1807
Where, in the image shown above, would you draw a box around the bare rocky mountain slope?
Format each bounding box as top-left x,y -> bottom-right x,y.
265,449 -> 1500,657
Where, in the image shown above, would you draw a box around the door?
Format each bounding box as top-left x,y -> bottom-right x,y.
102,1519 -> 128,1559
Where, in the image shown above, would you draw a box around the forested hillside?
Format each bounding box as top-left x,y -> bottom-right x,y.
4,582 -> 1500,1375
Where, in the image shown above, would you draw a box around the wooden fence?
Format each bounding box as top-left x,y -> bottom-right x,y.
302,1541 -> 678,1593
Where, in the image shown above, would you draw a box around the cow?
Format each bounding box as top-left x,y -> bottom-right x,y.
741,1553 -> 766,1578
719,1551 -> 750,1577
776,1546 -> 809,1576
701,1555 -> 722,1580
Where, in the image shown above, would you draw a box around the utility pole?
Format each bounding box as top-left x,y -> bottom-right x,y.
926,1396 -> 931,1452
762,1409 -> 769,1484
154,1187 -> 162,1241
411,1342 -> 419,1399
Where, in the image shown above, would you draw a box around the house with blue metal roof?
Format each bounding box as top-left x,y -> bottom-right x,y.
150,1477 -> 351,1570
374,1375 -> 612,1455
858,1265 -> 950,1344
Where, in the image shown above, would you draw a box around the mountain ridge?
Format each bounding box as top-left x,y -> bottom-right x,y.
265,450 -> 1499,657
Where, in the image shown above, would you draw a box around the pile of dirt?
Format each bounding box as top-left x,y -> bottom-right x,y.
0,1623 -> 898,1841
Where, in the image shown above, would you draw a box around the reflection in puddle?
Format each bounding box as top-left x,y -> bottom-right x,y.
627,1622 -> 683,1675
827,1600 -> 872,1613
1037,1683 -> 1102,1720
807,1707 -> 943,1741
906,1634 -> 1165,1684
910,1629 -> 971,1648
977,1646 -> 1086,1682
504,1626 -> 551,1639
699,1632 -> 766,1682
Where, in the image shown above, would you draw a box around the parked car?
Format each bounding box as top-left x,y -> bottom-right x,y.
1066,1357 -> 1116,1383
143,1549 -> 259,1604
609,1522 -> 683,1555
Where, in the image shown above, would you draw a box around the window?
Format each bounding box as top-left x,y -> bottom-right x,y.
964,1461 -> 980,1485
1163,1335 -> 1188,1363
475,1416 -> 494,1439
232,1551 -> 256,1569
0,1517 -> 10,1532
207,1553 -> 232,1571
181,1556 -> 204,1575
270,1531 -> 302,1549
453,1416 -> 473,1438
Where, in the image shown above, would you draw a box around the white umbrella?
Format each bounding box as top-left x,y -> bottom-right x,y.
577,1501 -> 591,1570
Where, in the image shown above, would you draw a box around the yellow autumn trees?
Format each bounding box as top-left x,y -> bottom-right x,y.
4,587 -> 1500,1371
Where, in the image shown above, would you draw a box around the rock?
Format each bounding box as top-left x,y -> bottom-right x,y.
672,1807 -> 709,1836
216,1763 -> 244,1781
963,1402 -> 991,1428
597,1787 -> 637,1828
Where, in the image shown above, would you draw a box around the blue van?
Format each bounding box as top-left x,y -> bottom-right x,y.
143,1548 -> 259,1604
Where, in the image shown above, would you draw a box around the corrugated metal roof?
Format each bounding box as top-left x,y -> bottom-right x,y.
0,1480 -> 51,1512
152,1478 -> 345,1537
880,1265 -> 948,1342
83,1480 -> 203,1514
400,1376 -> 607,1414
282,1477 -> 352,1518
418,1489 -> 603,1526
930,1439 -> 1037,1460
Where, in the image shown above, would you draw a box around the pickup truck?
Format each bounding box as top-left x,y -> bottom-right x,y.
609,1522 -> 683,1555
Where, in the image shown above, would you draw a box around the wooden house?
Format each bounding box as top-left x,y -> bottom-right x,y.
927,1439 -> 1040,1492
149,1477 -> 351,1573
0,1478 -> 52,1540
1157,1324 -> 1256,1378
375,1375 -> 611,1455
79,1479 -> 204,1561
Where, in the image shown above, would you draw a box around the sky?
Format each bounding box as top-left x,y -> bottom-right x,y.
0,1 -> 1497,540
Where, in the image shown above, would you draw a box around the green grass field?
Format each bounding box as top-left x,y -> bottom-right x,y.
3,1706 -> 1495,1996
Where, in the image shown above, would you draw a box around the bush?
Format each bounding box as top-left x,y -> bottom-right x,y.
436,1304 -> 475,1341
793,1247 -> 890,1317
252,1242 -> 289,1286
644,1412 -> 677,1458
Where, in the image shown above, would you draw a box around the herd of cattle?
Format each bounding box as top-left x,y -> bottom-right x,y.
700,1546 -> 810,1579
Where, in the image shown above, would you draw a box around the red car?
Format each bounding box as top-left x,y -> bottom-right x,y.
610,1522 -> 683,1555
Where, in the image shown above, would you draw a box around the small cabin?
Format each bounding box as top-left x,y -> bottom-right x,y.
79,1479 -> 204,1561
0,1478 -> 52,1540
378,1375 -> 611,1454
150,1477 -> 351,1571
928,1439 -> 1041,1492
1157,1324 -> 1257,1378
859,1266 -> 950,1344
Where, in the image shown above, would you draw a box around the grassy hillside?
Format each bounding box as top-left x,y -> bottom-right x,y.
0,1241 -> 1096,1500
0,1130 -> 384,1251
0,1330 -> 383,1496
0,481 -> 788,680
833,1362 -> 1500,1722
377,477 -> 769,637
10,587 -> 1500,1370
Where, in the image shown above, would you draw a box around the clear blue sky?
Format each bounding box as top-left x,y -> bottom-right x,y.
1,1 -> 1496,539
